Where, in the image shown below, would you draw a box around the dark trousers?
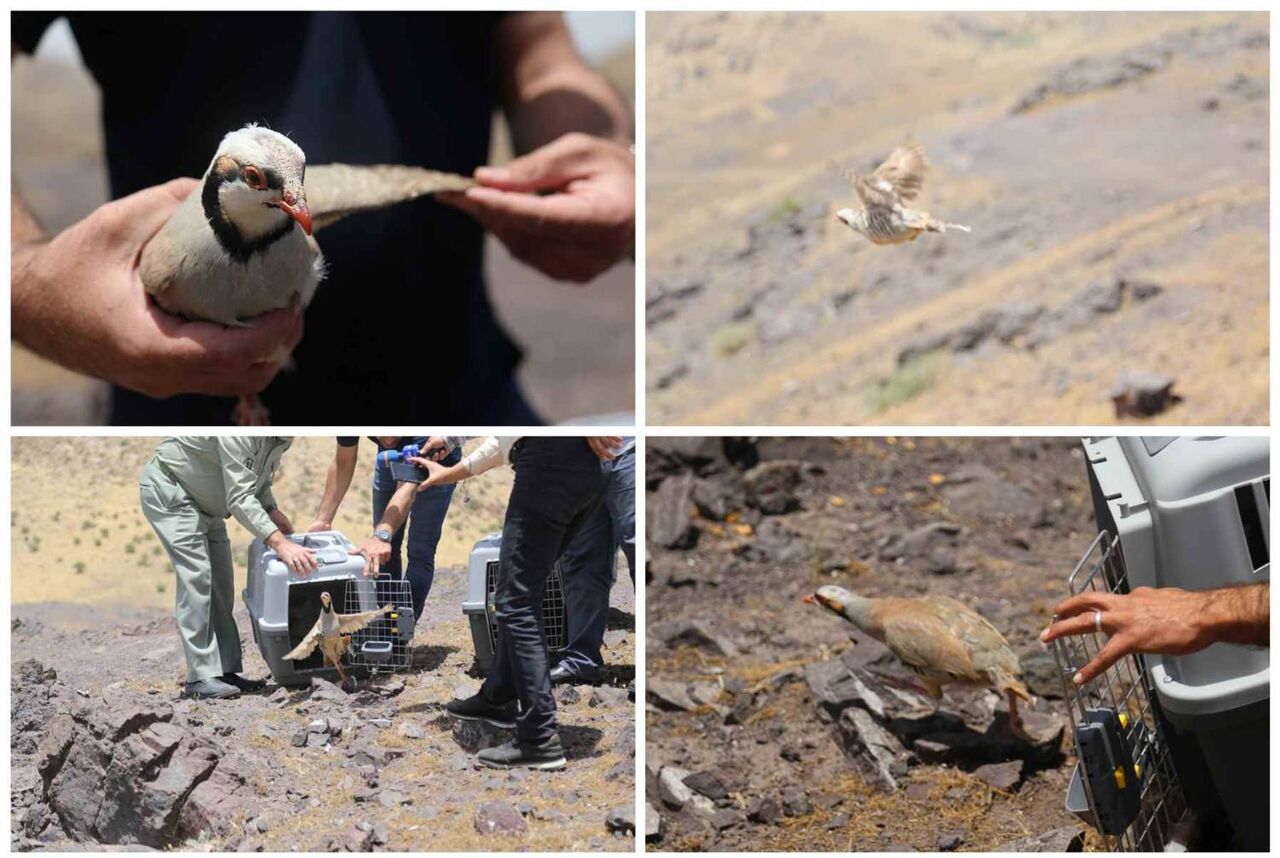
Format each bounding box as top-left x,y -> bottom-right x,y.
556,446 -> 635,674
482,438 -> 607,745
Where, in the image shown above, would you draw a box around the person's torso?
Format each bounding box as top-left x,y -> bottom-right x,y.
153,436 -> 290,516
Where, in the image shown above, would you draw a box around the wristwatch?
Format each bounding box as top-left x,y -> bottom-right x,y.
373,525 -> 394,543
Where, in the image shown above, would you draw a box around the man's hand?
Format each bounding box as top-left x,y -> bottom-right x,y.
439,133 -> 634,284
267,531 -> 317,575
422,436 -> 450,461
350,537 -> 393,578
268,508 -> 295,536
587,436 -> 622,461
12,179 -> 304,398
1040,584 -> 1268,686
306,519 -> 332,533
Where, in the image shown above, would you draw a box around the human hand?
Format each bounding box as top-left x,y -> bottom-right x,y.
268,532 -> 318,575
268,508 -> 295,536
439,133 -> 634,283
587,436 -> 622,461
422,437 -> 450,461
350,537 -> 393,578
1040,586 -> 1220,685
407,457 -> 449,490
306,520 -> 332,533
11,178 -> 304,398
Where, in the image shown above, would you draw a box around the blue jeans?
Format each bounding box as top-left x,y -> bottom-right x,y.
555,447 -> 635,674
371,441 -> 461,619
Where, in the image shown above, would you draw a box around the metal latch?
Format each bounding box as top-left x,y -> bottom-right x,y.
1066,707 -> 1144,835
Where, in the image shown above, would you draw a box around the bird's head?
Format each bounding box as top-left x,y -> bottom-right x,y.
205,125 -> 312,239
835,208 -> 863,234
319,591 -> 333,611
803,584 -> 875,634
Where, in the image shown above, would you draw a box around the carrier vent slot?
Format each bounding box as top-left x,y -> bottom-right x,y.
1234,482 -> 1269,572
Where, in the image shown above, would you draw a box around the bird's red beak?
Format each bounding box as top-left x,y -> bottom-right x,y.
802,593 -> 817,604
278,190 -> 313,235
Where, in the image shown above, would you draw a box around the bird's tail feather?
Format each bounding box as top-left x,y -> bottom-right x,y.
928,218 -> 971,234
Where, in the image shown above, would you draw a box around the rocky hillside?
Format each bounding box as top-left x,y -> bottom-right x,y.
644,437 -> 1102,851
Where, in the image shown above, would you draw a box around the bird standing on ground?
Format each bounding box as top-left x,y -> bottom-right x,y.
139,124 -> 473,425
283,590 -> 392,687
832,143 -> 971,245
805,584 -> 1032,737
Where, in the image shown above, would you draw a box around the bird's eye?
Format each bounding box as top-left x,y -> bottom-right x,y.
243,166 -> 266,190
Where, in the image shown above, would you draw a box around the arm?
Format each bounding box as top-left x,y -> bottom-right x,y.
1041,583 -> 1269,685
309,441 -> 359,531
215,438 -> 317,573
438,13 -> 634,283
349,480 -> 419,577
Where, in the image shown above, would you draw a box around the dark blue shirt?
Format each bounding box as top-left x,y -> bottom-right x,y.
14,12 -> 537,425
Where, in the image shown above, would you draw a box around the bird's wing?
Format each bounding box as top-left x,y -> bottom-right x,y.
283,622 -> 324,660
880,603 -> 984,684
871,143 -> 928,203
923,596 -> 1025,687
335,604 -> 391,634
826,159 -> 893,210
307,164 -> 475,232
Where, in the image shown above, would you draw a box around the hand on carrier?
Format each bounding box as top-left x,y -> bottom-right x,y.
350,537 -> 392,577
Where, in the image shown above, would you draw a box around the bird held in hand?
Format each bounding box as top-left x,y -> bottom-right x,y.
805,584 -> 1032,738
282,590 -> 392,688
139,124 -> 473,425
832,143 -> 970,245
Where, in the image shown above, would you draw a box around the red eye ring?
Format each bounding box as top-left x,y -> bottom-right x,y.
243,166 -> 265,190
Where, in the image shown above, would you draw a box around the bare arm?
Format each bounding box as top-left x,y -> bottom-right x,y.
495,12 -> 632,153
309,442 -> 359,531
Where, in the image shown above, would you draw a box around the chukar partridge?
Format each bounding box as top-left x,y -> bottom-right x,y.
833,143 -> 970,245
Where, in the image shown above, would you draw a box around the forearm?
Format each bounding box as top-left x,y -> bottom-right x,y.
497,12 -> 632,153
1201,583 -> 1268,646
375,481 -> 418,533
313,447 -> 357,525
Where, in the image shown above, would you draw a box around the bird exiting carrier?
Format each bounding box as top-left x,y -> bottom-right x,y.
1050,531 -> 1188,851
345,577 -> 415,674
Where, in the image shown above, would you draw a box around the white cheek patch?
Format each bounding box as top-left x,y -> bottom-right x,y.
218,182 -> 287,239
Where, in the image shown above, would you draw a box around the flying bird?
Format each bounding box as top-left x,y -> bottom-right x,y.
283,590 -> 392,687
805,585 -> 1032,738
139,124 -> 474,424
832,143 -> 970,245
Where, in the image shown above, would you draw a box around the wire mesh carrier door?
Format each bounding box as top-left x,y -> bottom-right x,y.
1049,531 -> 1188,852
484,559 -> 568,655
344,577 -> 415,673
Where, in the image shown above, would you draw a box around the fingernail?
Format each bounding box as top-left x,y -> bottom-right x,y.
1073,672 -> 1083,685
475,166 -> 509,182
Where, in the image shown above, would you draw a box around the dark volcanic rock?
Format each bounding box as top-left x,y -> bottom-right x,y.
650,473 -> 700,549
473,800 -> 528,836
1111,371 -> 1181,418
742,461 -> 806,515
12,660 -> 71,755
604,805 -> 635,835
683,770 -> 729,801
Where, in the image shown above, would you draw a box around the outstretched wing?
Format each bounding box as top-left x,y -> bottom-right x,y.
283,621 -> 324,661
335,604 -> 392,634
871,143 -> 928,203
307,164 -> 475,232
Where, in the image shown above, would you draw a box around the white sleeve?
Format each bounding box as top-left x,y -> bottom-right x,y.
461,436 -> 502,477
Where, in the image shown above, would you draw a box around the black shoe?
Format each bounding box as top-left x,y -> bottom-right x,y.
477,736 -> 567,771
220,673 -> 266,693
182,677 -> 241,700
550,663 -> 606,686
446,691 -> 518,729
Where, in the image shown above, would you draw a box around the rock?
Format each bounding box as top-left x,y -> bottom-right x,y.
937,831 -> 964,851
710,809 -> 745,831
974,759 -> 1024,792
588,686 -> 630,708
395,720 -> 424,740
308,718 -> 329,734
746,795 -> 782,825
1112,372 -> 1180,418
644,802 -> 664,841
662,620 -> 740,657
305,731 -> 328,748
683,770 -> 729,801
473,800 -> 528,836
291,731 -> 307,748
781,786 -> 812,817
378,791 -> 410,808
832,706 -> 903,791
1019,651 -> 1065,700
742,460 -> 805,515
647,680 -> 696,712
450,718 -> 507,753
556,685 -> 582,705
657,766 -> 694,809
827,813 -> 850,830
605,806 -> 635,835
12,660 -> 72,755
308,678 -> 349,704
650,473 -> 699,549
996,825 -> 1085,851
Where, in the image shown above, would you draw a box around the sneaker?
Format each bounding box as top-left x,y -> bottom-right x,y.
220,673 -> 266,693
182,677 -> 241,700
549,663 -> 606,686
477,736 -> 567,771
446,691 -> 518,729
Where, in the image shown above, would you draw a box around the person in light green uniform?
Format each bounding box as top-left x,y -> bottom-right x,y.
140,436 -> 318,700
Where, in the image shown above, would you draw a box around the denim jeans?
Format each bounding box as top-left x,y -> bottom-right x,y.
483,438 -> 607,745
371,440 -> 461,620
555,446 -> 635,674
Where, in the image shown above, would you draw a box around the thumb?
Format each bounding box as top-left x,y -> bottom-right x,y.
474,135 -> 591,192
101,177 -> 199,247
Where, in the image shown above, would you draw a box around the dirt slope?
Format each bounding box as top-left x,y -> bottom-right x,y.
646,12 -> 1268,425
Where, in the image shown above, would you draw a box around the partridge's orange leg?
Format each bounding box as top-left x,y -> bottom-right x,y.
1007,690 -> 1032,742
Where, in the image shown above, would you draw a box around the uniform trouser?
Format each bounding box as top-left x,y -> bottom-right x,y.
139,460 -> 242,683
555,447 -> 636,674
482,439 -> 607,745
